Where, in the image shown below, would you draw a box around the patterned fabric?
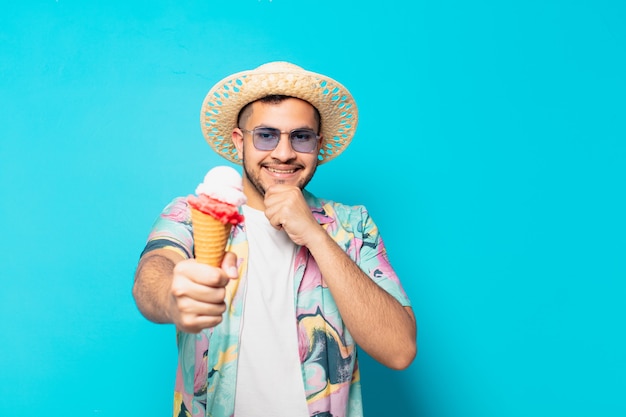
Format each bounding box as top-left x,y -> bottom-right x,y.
142,191 -> 411,417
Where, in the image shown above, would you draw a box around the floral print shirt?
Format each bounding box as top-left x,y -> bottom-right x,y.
141,190 -> 411,417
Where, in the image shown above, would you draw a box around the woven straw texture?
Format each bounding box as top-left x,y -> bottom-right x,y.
190,208 -> 232,266
200,61 -> 358,165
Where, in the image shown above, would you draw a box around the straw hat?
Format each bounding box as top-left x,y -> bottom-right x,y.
200,61 -> 358,165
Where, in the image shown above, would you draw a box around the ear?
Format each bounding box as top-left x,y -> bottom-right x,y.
317,135 -> 324,153
232,128 -> 244,160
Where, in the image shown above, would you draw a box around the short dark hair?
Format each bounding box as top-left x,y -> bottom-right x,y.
237,95 -> 321,132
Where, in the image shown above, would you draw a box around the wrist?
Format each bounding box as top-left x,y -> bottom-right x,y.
303,225 -> 331,251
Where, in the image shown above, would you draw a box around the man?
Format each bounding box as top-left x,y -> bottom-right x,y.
133,62 -> 417,417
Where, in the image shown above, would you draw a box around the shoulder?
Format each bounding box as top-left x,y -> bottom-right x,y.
141,196 -> 194,259
158,196 -> 192,224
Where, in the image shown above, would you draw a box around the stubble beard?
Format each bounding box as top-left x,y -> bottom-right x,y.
242,156 -> 318,197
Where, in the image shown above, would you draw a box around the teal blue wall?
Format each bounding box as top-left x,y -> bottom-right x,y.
1,1 -> 624,416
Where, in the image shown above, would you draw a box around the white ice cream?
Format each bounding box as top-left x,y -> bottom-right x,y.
195,165 -> 247,206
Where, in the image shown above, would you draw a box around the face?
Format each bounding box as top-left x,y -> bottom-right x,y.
232,97 -> 322,209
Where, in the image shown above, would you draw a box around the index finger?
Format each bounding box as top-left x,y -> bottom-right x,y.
175,259 -> 231,288
264,183 -> 298,198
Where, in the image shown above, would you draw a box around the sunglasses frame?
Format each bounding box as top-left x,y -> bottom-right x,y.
240,127 -> 321,153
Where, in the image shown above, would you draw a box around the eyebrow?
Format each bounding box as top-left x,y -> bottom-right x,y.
253,125 -> 318,132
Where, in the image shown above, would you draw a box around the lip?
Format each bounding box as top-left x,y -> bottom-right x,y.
262,165 -> 301,179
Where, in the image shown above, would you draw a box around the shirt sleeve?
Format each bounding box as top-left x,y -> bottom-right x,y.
355,206 -> 412,307
140,197 -> 194,259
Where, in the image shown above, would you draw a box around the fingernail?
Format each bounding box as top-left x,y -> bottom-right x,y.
227,266 -> 238,277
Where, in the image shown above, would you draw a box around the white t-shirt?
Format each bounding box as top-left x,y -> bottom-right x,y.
234,206 -> 309,417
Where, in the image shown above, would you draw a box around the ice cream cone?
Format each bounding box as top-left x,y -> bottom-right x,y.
190,207 -> 232,266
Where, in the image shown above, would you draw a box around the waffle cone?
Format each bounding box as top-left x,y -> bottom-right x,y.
190,208 -> 233,266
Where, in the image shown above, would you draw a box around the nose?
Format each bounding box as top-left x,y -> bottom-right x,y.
270,132 -> 297,161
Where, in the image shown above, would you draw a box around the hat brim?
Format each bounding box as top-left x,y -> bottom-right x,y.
200,62 -> 358,165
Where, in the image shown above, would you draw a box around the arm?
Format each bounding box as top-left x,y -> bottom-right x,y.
132,248 -> 238,333
133,248 -> 181,324
264,186 -> 417,370
306,232 -> 416,370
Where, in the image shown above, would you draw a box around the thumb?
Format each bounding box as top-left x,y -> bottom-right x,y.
221,251 -> 239,279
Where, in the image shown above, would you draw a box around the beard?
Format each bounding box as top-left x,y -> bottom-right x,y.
242,155 -> 318,197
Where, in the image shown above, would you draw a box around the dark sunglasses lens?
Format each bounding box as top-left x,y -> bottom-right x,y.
290,129 -> 318,152
253,128 -> 280,150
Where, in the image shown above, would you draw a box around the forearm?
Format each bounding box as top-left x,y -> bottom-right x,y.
132,249 -> 181,324
307,231 -> 417,370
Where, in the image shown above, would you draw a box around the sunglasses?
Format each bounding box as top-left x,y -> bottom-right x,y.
240,127 -> 320,153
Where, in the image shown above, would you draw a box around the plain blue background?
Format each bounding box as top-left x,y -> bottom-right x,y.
1,1 -> 625,416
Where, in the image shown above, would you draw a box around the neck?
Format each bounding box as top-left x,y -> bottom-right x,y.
242,177 -> 266,210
